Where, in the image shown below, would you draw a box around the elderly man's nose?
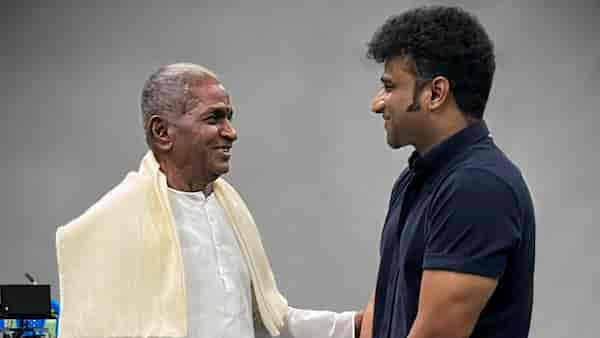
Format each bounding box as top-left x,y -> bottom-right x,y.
221,119 -> 238,141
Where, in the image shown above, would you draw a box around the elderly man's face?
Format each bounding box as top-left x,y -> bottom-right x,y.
168,77 -> 237,181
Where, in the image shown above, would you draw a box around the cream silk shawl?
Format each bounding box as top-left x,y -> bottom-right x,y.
56,152 -> 288,337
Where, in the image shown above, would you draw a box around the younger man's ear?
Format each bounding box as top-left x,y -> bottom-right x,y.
428,76 -> 450,110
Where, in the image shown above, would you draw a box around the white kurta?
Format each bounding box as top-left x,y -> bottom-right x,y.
168,188 -> 355,338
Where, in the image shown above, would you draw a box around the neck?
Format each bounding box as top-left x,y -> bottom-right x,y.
157,157 -> 215,195
414,111 -> 476,155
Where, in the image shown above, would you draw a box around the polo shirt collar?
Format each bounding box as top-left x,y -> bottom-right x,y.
409,120 -> 490,178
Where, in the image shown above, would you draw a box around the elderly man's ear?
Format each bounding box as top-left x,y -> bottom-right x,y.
148,115 -> 172,152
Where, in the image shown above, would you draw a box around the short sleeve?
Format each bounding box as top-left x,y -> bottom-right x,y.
423,168 -> 522,278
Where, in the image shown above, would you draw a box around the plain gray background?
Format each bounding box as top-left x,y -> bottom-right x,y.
1,0 -> 598,337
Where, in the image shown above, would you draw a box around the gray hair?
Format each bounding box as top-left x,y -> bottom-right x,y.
140,63 -> 218,145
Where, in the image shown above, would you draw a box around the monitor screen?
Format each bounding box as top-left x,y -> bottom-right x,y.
0,285 -> 51,318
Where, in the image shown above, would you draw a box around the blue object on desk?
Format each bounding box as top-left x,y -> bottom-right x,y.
10,299 -> 60,337
51,299 -> 60,336
16,318 -> 45,337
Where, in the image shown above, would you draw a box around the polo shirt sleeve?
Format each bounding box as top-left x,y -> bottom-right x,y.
422,168 -> 522,278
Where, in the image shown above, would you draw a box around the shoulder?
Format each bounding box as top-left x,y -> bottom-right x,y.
430,166 -> 520,219
428,145 -> 535,229
440,167 -> 514,196
463,139 -> 529,192
438,139 -> 530,204
57,172 -> 153,237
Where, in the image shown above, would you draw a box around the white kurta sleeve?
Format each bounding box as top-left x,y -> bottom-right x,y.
279,306 -> 356,338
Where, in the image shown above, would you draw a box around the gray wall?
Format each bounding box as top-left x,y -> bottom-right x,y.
1,0 -> 598,337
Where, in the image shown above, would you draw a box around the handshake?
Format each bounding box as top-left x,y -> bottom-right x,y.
354,292 -> 374,338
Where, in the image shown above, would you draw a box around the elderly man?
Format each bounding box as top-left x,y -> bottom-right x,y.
56,63 -> 360,338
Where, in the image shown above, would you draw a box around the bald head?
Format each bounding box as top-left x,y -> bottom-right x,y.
140,63 -> 219,143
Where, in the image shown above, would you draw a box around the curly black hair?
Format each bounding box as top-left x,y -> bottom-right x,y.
367,6 -> 495,119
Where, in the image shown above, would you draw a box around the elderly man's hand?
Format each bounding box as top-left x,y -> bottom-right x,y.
354,310 -> 364,338
358,292 -> 375,338
370,88 -> 386,113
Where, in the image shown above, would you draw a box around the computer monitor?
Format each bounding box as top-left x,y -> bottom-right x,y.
0,285 -> 52,319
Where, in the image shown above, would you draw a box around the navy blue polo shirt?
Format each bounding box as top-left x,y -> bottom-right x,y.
373,121 -> 535,338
